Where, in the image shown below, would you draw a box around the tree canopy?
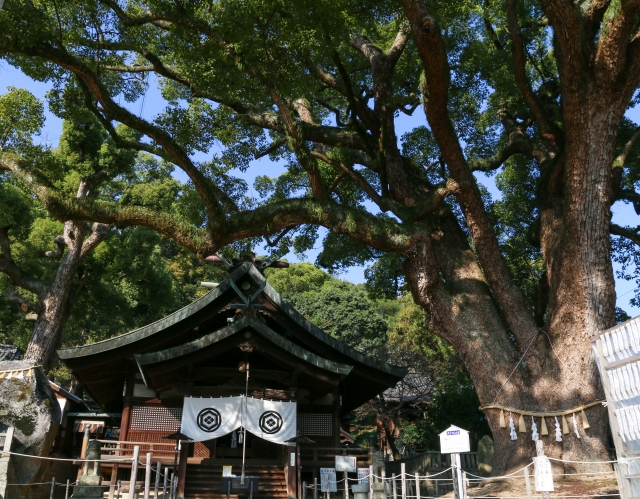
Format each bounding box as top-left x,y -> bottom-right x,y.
2,0 -> 640,469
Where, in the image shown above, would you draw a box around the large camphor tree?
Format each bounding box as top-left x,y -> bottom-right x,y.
1,0 -> 640,470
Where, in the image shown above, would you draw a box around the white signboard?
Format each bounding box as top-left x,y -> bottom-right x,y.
290,452 -> 296,466
320,468 -> 337,492
357,468 -> 370,484
533,456 -> 554,492
335,455 -> 357,472
439,425 -> 470,454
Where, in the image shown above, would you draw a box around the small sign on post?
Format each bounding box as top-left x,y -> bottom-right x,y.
335,456 -> 357,473
533,456 -> 554,492
320,468 -> 337,492
439,425 -> 470,499
357,468 -> 370,484
439,425 -> 470,454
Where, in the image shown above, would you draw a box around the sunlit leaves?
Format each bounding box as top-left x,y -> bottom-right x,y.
0,87 -> 45,152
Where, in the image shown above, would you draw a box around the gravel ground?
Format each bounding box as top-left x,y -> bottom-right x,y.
435,473 -> 620,498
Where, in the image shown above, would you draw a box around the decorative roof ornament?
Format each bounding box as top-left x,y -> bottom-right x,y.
205,252 -> 289,273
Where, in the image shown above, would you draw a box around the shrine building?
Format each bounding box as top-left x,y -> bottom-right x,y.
58,258 -> 406,499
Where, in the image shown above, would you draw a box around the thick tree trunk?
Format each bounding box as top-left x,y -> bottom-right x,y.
398,0 -> 627,474
23,221 -> 109,370
376,412 -> 401,460
405,201 -> 611,474
23,222 -> 88,369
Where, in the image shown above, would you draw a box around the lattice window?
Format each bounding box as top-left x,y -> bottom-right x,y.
297,413 -> 332,436
130,405 -> 182,432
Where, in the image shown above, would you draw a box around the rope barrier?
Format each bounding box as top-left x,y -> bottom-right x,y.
479,399 -> 606,417
464,462 -> 532,480
0,365 -> 41,375
0,451 -> 132,462
547,456 -> 637,464
468,496 -> 620,499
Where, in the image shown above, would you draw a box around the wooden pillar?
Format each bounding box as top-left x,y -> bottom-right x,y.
113,367 -> 136,495
176,442 -> 190,499
297,442 -> 302,499
286,445 -> 297,499
120,368 -> 136,441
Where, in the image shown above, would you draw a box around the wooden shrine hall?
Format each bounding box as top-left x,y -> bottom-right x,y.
58,258 -> 406,499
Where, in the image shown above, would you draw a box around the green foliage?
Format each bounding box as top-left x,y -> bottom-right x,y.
266,263 -> 388,351
267,264 -> 482,450
400,387 -> 491,451
0,87 -> 44,152
0,87 -> 229,373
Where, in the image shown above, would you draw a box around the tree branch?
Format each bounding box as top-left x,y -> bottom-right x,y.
103,65 -> 155,73
614,126 -> 640,170
483,0 -> 504,51
220,198 -> 422,253
311,151 -> 393,212
402,0 -> 539,348
306,61 -> 348,95
99,0 -> 173,28
80,223 -> 111,260
594,0 -> 640,88
386,24 -> 410,69
269,91 -> 325,199
611,223 -> 640,246
328,172 -> 347,193
470,127 -> 538,172
0,151 -> 214,256
4,40 -> 237,227
0,227 -> 48,297
506,0 -> 556,141
583,0 -> 612,42
45,236 -> 66,259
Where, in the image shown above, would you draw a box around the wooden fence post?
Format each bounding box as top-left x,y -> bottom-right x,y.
144,453 -> 152,499
523,466 -> 533,499
344,471 -> 348,499
155,461 -> 161,498
131,446 -> 140,499
163,467 -> 169,498
462,471 -> 467,499
535,441 -> 551,499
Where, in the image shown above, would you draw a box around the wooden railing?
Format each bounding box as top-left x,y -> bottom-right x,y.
300,447 -> 372,467
97,440 -> 178,464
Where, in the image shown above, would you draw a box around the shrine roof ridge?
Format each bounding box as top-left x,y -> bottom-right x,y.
57,264 -> 252,359
58,262 -> 407,378
134,314 -> 354,377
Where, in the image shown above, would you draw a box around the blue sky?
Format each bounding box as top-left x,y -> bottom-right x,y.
2,62 -> 639,317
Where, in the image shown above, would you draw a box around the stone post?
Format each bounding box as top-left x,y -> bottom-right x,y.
71,440 -> 103,498
477,436 -> 494,478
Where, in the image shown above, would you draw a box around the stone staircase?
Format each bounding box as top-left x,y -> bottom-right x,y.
184,465 -> 288,499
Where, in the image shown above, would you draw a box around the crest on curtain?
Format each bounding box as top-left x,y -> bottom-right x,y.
181,396 -> 296,445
